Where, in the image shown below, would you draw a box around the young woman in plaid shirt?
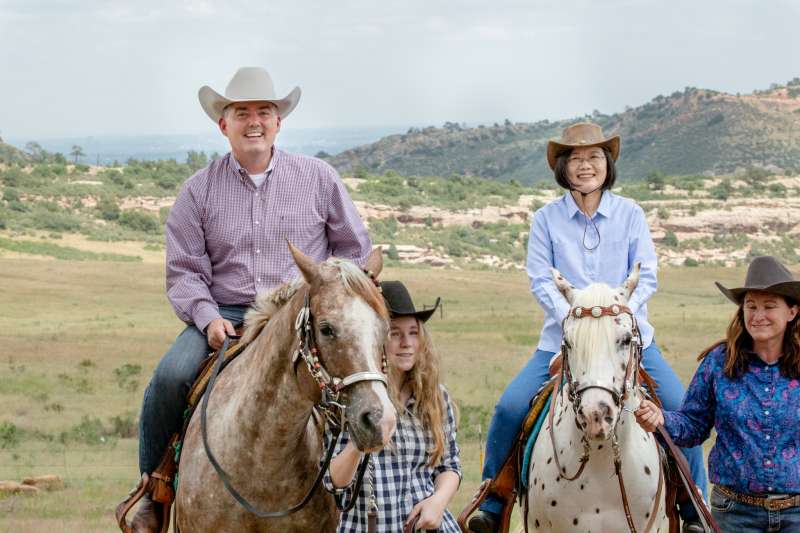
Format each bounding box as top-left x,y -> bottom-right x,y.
325,281 -> 461,532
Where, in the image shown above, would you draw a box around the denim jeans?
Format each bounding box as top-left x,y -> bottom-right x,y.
479,342 -> 709,517
138,305 -> 248,474
711,485 -> 800,532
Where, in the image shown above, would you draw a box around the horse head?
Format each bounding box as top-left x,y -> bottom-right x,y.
289,244 -> 397,452
552,264 -> 642,441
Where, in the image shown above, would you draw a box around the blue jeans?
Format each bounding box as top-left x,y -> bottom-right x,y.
711,485 -> 800,532
138,305 -> 248,474
480,343 -> 709,517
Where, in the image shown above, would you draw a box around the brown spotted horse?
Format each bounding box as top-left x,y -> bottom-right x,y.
526,264 -> 667,532
170,245 -> 397,532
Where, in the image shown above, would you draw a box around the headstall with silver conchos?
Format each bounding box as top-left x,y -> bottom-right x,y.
550,302 -> 657,533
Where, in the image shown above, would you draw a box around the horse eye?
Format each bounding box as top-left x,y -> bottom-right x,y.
319,324 -> 336,338
619,333 -> 632,346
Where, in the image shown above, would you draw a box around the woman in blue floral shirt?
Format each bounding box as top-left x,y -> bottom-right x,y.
325,281 -> 461,532
636,256 -> 800,532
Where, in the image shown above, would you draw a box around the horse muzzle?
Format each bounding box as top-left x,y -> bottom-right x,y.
345,382 -> 397,451
576,393 -> 619,441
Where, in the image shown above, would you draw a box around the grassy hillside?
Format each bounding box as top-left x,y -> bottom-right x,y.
327,80 -> 800,182
0,258 -> 750,531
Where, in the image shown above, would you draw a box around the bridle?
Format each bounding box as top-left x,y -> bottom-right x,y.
548,303 -> 663,533
197,281 -> 389,522
292,290 -> 388,410
560,304 -> 641,421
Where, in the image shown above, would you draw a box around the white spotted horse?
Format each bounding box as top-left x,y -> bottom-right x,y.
526,264 -> 667,532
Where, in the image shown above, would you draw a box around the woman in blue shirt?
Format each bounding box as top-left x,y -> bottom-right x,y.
636,256 -> 800,532
469,122 -> 707,533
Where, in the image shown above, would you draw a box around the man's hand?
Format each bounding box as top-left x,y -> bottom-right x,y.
634,399 -> 664,432
206,318 -> 236,351
405,494 -> 447,530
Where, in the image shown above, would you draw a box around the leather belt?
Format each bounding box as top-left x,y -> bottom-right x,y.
717,485 -> 800,511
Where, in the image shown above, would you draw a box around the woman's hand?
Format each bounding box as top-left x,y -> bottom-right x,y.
405,493 -> 447,530
634,399 -> 664,432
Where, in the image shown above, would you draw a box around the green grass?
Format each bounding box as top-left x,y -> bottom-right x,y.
0,238 -> 141,261
0,258 -> 750,531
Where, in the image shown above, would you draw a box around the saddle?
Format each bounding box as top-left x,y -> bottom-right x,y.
115,338 -> 248,533
457,354 -> 714,533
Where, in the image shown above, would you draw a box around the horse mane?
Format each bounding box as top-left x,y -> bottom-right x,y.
568,283 -> 622,368
325,258 -> 388,320
240,258 -> 388,345
241,278 -> 304,345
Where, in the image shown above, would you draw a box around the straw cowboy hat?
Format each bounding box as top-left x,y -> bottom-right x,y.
546,122 -> 620,170
198,67 -> 301,122
716,255 -> 800,304
380,281 -> 441,323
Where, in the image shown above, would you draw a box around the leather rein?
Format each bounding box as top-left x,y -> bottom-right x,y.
548,303 -> 663,533
198,288 -> 388,520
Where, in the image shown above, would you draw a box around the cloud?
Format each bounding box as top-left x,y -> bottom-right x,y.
0,0 -> 797,138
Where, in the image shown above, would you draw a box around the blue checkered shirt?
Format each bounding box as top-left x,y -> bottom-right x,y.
324,387 -> 461,532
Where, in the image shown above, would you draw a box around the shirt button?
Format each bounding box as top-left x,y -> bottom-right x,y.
765,387 -> 770,392
768,486 -> 774,491
765,410 -> 770,415
766,460 -> 772,466
257,277 -> 262,283
254,220 -> 260,225
766,435 -> 771,440
255,249 -> 261,254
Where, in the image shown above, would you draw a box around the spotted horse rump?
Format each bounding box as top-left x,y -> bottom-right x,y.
527,264 -> 666,532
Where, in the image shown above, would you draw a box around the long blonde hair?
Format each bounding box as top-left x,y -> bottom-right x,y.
389,319 -> 448,466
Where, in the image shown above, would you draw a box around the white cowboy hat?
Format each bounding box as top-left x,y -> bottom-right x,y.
198,67 -> 301,122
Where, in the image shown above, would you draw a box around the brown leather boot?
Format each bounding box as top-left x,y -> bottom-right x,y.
130,494 -> 163,533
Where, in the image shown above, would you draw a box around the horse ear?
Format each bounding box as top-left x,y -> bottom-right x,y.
288,241 -> 319,283
364,247 -> 383,278
552,268 -> 576,304
621,262 -> 641,301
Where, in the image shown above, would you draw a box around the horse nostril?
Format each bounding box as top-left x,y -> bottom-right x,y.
360,408 -> 382,432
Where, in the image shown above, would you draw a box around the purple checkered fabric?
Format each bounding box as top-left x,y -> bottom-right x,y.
166,149 -> 372,331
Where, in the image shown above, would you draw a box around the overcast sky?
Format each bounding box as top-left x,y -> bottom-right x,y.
1,0 -> 798,140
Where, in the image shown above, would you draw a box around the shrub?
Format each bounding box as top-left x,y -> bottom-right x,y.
0,167 -> 24,187
108,411 -> 138,438
768,182 -> 787,197
2,188 -> 20,202
113,363 -> 142,392
96,197 -> 121,221
709,180 -> 733,201
35,209 -> 83,231
0,421 -> 23,448
663,230 -> 679,247
59,416 -> 107,445
119,210 -> 160,234
646,171 -> 666,190
684,257 -> 699,267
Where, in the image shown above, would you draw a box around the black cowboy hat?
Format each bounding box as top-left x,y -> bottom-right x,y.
715,255 -> 800,304
379,281 -> 441,323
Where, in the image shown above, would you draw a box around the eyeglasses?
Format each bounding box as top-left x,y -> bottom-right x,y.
567,154 -> 606,168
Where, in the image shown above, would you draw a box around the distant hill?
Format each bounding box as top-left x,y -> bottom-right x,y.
0,137 -> 29,164
326,80 -> 800,182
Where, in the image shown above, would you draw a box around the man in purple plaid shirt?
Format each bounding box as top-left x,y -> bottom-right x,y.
130,67 -> 372,531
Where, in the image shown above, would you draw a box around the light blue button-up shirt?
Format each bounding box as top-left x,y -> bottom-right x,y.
526,191 -> 657,352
